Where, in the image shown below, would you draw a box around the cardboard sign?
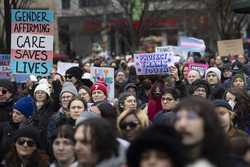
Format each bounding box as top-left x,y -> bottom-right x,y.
10,9 -> 54,76
188,63 -> 208,77
134,52 -> 179,75
0,54 -> 11,79
90,67 -> 114,100
217,39 -> 244,57
57,61 -> 79,76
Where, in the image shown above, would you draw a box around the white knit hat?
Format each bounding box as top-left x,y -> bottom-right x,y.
39,78 -> 49,85
205,67 -> 221,81
34,83 -> 51,96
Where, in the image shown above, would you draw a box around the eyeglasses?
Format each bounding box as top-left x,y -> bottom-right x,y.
0,89 -> 8,95
120,122 -> 139,130
16,138 -> 36,147
161,97 -> 174,101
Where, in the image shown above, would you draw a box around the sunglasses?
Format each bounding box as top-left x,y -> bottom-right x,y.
17,138 -> 36,147
120,122 -> 139,130
65,75 -> 73,79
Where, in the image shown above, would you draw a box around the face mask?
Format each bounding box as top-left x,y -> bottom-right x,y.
228,100 -> 236,110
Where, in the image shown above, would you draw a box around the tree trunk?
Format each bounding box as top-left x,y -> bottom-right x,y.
4,0 -> 11,52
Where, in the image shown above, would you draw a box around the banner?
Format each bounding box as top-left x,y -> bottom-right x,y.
57,61 -> 79,76
134,52 -> 178,75
10,9 -> 54,76
0,54 -> 11,79
217,39 -> 244,57
188,63 -> 208,77
90,67 -> 114,100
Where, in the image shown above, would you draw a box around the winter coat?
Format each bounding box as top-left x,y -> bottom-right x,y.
47,109 -> 68,145
30,101 -> 55,152
96,143 -> 127,167
0,99 -> 15,123
0,121 -> 19,161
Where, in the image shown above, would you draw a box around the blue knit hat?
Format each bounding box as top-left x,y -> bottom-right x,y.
14,96 -> 36,118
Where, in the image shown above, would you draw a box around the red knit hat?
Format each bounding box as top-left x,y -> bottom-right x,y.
91,79 -> 108,96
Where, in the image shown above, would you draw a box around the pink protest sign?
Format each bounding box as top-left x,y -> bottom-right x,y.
188,63 -> 208,77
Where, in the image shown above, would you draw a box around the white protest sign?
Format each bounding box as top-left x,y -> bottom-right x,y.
90,67 -> 115,100
10,9 -> 54,76
134,52 -> 178,75
57,61 -> 79,76
156,45 -> 182,62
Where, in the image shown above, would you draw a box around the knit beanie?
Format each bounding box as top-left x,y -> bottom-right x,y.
14,126 -> 40,147
213,99 -> 232,111
0,79 -> 14,93
231,60 -> 243,74
190,79 -> 210,95
205,67 -> 221,81
75,112 -> 99,126
124,83 -> 137,91
34,83 -> 51,96
91,80 -> 108,96
38,78 -> 49,85
14,96 -> 36,119
65,67 -> 83,81
60,82 -> 78,97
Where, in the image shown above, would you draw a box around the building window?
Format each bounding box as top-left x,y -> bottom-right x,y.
62,0 -> 70,9
79,0 -> 103,7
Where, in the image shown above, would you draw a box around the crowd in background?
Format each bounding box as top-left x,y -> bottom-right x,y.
0,51 -> 249,167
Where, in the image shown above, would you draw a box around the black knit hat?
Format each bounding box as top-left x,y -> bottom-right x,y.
190,79 -> 210,95
127,124 -> 185,167
65,67 -> 83,81
14,126 -> 40,147
0,79 -> 14,93
214,99 -> 232,111
124,83 -> 137,91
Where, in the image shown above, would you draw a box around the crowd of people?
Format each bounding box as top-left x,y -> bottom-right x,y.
0,52 -> 249,167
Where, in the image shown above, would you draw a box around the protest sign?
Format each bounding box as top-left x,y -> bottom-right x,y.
134,52 -> 178,75
10,9 -> 54,76
156,45 -> 183,62
0,54 -> 11,79
217,39 -> 244,57
188,63 -> 208,77
57,61 -> 79,76
178,36 -> 206,51
90,67 -> 114,100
